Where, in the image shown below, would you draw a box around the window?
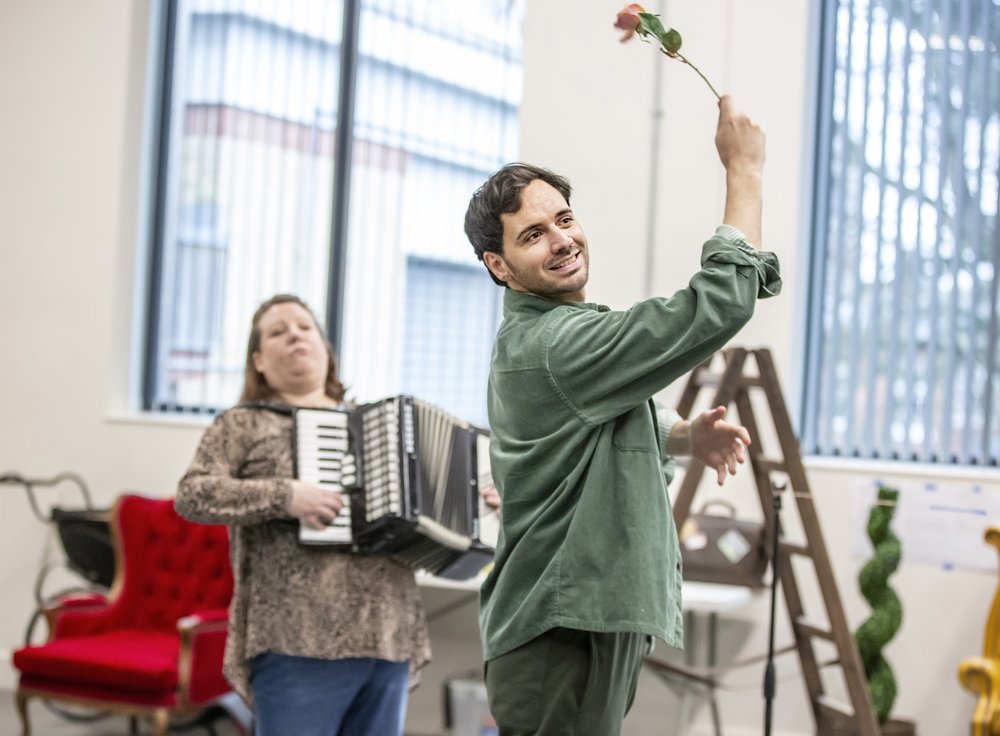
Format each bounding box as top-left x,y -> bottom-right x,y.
401,257 -> 501,426
143,0 -> 523,422
804,0 -> 1000,465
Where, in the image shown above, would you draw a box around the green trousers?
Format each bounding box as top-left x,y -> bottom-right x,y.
484,627 -> 649,736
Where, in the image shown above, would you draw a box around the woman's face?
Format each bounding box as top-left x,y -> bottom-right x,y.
252,302 -> 329,398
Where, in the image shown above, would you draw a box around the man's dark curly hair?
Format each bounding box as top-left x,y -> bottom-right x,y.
464,163 -> 573,286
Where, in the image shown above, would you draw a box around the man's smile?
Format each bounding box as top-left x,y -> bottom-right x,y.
548,249 -> 581,271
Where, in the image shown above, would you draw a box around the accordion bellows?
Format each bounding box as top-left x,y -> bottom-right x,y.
294,395 -> 497,580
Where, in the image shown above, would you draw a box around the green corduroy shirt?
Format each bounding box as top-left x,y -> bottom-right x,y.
479,232 -> 781,661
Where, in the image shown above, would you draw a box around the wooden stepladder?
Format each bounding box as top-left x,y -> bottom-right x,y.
671,347 -> 881,736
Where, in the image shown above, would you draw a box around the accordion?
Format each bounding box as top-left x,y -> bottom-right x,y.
293,395 -> 497,580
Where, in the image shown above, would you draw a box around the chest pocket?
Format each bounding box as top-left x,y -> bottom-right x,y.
611,403 -> 658,453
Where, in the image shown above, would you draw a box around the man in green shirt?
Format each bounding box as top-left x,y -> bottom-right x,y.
463,96 -> 781,735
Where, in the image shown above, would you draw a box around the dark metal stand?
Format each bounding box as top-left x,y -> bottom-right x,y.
763,487 -> 784,736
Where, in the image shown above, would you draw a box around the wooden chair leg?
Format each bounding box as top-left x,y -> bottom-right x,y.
14,690 -> 30,736
151,708 -> 170,736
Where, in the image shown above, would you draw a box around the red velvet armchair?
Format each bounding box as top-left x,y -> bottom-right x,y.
12,494 -> 235,736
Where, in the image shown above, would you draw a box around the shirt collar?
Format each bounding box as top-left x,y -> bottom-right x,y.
502,288 -> 609,315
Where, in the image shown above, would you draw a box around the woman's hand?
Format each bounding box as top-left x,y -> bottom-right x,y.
287,480 -> 345,530
479,483 -> 501,514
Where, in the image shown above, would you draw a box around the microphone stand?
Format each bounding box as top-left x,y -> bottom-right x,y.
763,482 -> 785,736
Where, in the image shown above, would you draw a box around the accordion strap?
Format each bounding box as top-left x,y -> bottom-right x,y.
235,401 -> 295,416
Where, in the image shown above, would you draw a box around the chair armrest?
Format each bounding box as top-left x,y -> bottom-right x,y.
959,655 -> 1000,734
178,608 -> 230,633
51,592 -> 109,609
177,608 -> 231,707
43,593 -> 111,640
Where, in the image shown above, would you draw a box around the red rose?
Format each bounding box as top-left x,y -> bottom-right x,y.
613,3 -> 645,43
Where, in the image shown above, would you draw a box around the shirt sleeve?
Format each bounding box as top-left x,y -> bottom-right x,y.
707,227 -> 781,297
175,409 -> 293,525
544,235 -> 781,426
655,403 -> 681,487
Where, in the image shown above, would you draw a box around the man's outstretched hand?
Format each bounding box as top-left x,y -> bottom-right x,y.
689,405 -> 751,485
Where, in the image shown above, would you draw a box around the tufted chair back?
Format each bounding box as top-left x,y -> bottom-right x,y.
13,494 -> 239,736
101,495 -> 228,632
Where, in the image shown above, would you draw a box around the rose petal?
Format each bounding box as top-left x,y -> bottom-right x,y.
613,2 -> 643,43
613,14 -> 640,31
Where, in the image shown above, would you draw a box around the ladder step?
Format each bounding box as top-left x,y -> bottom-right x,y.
753,458 -> 787,474
694,369 -> 764,388
794,616 -> 834,642
814,696 -> 861,731
780,541 -> 811,557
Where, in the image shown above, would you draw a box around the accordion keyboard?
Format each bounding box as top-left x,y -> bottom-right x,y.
294,408 -> 357,545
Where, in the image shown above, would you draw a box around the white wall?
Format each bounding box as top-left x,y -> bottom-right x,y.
0,1 -> 995,735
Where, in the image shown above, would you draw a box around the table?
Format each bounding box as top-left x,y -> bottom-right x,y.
417,573 -> 756,736
415,570 -> 484,621
679,583 -> 755,736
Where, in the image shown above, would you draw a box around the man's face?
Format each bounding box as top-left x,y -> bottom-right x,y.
484,179 -> 589,302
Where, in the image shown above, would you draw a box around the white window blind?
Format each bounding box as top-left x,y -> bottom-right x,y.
804,0 -> 1000,465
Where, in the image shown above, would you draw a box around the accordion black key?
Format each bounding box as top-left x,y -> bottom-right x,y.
293,396 -> 497,580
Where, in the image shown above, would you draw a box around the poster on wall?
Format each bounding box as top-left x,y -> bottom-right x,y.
854,479 -> 1000,573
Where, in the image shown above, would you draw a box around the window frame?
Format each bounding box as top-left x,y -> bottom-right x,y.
802,0 -> 1000,466
141,0 -> 361,413
139,0 -> 522,418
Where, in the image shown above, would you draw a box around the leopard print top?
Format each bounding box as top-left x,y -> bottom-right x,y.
176,404 -> 431,701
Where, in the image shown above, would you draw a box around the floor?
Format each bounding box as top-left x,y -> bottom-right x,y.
0,691 -> 452,736
0,692 -> 245,736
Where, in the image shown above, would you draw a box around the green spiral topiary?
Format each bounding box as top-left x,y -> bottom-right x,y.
854,485 -> 903,724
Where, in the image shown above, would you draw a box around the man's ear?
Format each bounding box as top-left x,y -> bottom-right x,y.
483,251 -> 509,284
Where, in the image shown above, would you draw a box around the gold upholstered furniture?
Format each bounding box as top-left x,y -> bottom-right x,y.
960,526 -> 1000,736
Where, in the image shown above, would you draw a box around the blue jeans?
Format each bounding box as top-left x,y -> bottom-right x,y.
250,653 -> 410,736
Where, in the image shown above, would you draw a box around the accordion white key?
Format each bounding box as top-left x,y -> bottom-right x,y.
294,408 -> 357,545
293,396 -> 498,580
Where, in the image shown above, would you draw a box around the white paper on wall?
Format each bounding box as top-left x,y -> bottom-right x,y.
853,479 -> 1000,573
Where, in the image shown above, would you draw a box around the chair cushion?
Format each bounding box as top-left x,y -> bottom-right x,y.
14,629 -> 179,695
